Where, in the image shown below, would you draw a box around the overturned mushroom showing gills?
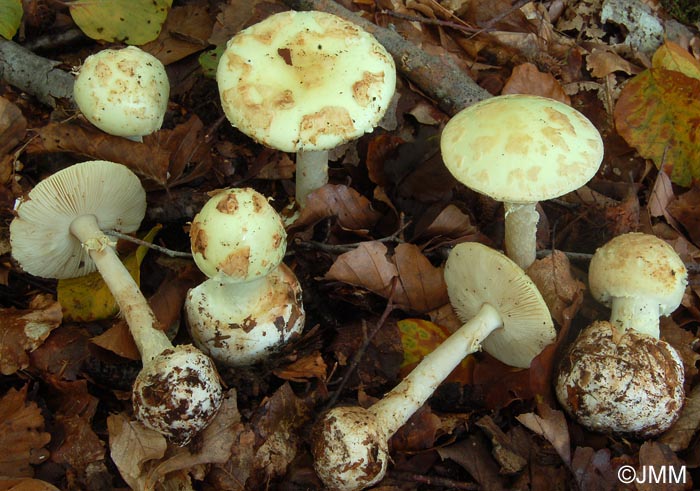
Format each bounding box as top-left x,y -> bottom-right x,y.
10,160 -> 222,444
217,10 -> 396,207
186,263 -> 305,366
556,320 -> 684,437
440,94 -> 604,269
588,232 -> 687,339
73,46 -> 169,141
311,243 -> 555,491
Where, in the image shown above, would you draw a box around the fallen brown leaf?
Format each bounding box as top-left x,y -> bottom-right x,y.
29,325 -> 90,381
502,62 -> 571,104
667,185 -> 700,248
517,404 -> 571,466
659,383 -> 700,452
0,478 -> 61,491
291,184 -> 382,232
141,3 -> 213,65
636,441 -> 687,491
273,350 -> 327,382
437,433 -> 508,491
0,96 -> 26,156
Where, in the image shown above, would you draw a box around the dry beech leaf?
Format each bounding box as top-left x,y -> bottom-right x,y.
502,62 -> 571,104
437,434 -> 508,491
570,447 -> 616,491
365,134 -> 404,186
394,243 -> 449,312
141,3 -> 212,65
273,351 -> 328,382
516,404 -> 570,466
413,204 -> 478,243
636,441 -> 688,491
0,478 -> 61,491
0,96 -> 26,156
526,251 -> 584,328
667,185 -> 700,247
0,386 -> 52,478
0,296 -> 62,375
586,47 -> 641,78
659,383 -> 700,452
91,320 -> 140,360
291,184 -> 382,232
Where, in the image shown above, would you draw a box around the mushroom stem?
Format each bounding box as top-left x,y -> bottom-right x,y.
370,303 -> 502,438
69,214 -> 172,361
609,297 -> 661,338
295,149 -> 329,207
504,201 -> 539,269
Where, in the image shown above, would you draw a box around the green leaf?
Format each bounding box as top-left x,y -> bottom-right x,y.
198,45 -> 225,79
614,42 -> 700,186
0,0 -> 22,40
69,0 -> 172,45
58,226 -> 161,322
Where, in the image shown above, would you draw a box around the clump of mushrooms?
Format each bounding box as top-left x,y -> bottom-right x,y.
311,243 -> 555,491
216,10 -> 396,207
556,320 -> 684,437
73,46 -> 169,142
440,94 -> 604,269
10,160 -> 223,445
185,187 -> 305,366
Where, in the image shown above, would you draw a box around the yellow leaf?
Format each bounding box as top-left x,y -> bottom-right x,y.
0,0 -> 22,40
651,41 -> 700,80
58,226 -> 161,322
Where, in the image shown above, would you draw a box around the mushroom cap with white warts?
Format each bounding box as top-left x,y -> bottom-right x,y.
10,160 -> 146,279
444,242 -> 555,368
132,344 -> 224,445
440,94 -> 604,203
216,10 -> 396,153
74,46 -> 169,138
555,320 -> 684,437
588,232 -> 687,315
189,188 -> 287,281
185,263 -> 305,366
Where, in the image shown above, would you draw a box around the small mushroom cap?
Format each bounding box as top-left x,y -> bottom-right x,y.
216,10 -> 396,152
440,94 -> 604,203
185,263 -> 305,366
132,344 -> 224,445
10,160 -> 146,279
190,188 -> 286,281
444,242 -> 555,368
74,46 -> 169,138
556,320 -> 684,437
311,406 -> 389,491
588,232 -> 687,315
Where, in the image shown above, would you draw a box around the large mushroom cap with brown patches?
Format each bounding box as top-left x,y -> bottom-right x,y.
190,188 -> 287,281
588,232 -> 687,315
10,160 -> 146,279
440,94 -> 604,203
216,10 -> 396,152
444,242 -> 555,368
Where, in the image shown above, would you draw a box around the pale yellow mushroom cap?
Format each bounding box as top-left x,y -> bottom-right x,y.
440,94 -> 604,203
216,10 -> 396,152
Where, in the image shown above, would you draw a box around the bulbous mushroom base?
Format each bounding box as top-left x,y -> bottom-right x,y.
311,406 -> 389,491
132,345 -> 224,445
556,321 -> 684,438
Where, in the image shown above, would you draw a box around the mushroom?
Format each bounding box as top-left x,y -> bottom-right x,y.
311,242 -> 555,491
186,187 -> 305,366
440,94 -> 604,269
556,320 -> 684,437
588,232 -> 687,339
73,46 -> 169,141
216,10 -> 396,207
10,160 -> 223,445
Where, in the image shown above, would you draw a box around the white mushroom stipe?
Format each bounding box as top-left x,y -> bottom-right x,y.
440,94 -> 604,269
73,46 -> 169,141
556,320 -> 684,437
588,232 -> 687,338
10,161 -> 223,445
311,243 -> 555,490
216,10 -> 396,207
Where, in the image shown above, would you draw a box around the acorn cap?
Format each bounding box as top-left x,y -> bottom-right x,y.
588,232 -> 687,315
10,160 -> 146,279
189,188 -> 287,281
73,46 -> 169,138
216,10 -> 396,153
444,242 -> 555,368
440,94 -> 604,203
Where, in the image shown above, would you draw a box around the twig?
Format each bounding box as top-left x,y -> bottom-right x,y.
323,277 -> 399,411
378,10 -> 484,33
390,471 -> 479,489
104,230 -> 193,258
481,0 -> 532,28
295,220 -> 409,253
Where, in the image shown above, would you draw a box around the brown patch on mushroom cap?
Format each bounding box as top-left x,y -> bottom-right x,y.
299,106 -> 355,146
218,245 -> 251,277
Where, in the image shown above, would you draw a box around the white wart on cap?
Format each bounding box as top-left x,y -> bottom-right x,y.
217,10 -> 396,206
556,320 -> 684,437
588,232 -> 687,338
74,46 -> 169,140
440,94 -> 604,269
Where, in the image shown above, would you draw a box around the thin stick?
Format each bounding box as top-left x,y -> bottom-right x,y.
104,230 -> 193,258
390,471 -> 479,490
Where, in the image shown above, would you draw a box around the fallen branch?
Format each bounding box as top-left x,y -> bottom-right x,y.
0,39 -> 75,107
280,0 -> 491,115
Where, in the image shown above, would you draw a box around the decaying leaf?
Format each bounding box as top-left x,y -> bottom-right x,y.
291,184 -> 382,232
667,185 -> 700,247
476,416 -> 528,474
273,351 -> 327,382
0,96 -> 26,156
516,404 -> 571,466
0,478 -> 61,491
659,383 -> 700,452
636,441 -> 687,491
140,3 -> 212,65
0,386 -> 52,478
0,295 -> 62,375
502,62 -> 571,104
437,434 -> 508,491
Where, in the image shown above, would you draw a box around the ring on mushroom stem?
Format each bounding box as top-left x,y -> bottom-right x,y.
440,94 -> 604,270
311,243 -> 555,491
10,160 -> 223,445
73,46 -> 169,142
216,10 -> 397,208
